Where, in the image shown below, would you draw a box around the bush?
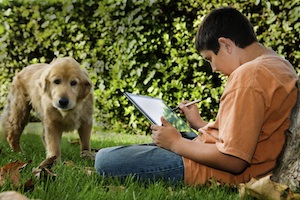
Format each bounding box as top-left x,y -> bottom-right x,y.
0,0 -> 299,134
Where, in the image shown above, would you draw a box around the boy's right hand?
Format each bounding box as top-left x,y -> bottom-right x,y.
178,100 -> 207,130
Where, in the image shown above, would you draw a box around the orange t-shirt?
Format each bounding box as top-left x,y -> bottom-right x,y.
183,54 -> 298,185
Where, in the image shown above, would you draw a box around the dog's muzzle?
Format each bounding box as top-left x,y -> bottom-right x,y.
58,97 -> 69,108
53,97 -> 75,112
53,97 -> 72,111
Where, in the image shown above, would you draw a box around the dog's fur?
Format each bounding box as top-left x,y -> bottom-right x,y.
0,57 -> 94,161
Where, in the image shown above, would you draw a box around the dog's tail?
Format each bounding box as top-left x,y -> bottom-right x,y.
0,111 -> 8,141
0,122 -> 7,152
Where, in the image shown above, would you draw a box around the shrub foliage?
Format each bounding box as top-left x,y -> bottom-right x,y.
0,0 -> 299,134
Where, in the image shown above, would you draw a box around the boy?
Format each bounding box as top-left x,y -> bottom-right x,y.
94,7 -> 298,185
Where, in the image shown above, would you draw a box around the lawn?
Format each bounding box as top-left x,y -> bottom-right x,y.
0,123 -> 251,200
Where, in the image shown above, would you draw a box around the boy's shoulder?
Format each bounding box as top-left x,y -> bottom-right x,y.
234,54 -> 296,79
227,54 -> 297,92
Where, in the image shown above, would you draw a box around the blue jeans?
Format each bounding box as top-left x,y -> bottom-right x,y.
94,143 -> 184,183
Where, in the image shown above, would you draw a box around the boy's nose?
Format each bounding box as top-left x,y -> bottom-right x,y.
211,65 -> 217,72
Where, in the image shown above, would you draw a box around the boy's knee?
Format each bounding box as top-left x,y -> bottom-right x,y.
94,148 -> 110,175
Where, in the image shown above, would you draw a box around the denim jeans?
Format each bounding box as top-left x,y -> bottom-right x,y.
94,143 -> 184,183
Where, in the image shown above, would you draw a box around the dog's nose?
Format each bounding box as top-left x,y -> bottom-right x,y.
59,97 -> 69,108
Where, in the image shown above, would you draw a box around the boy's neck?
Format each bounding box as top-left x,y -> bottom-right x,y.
239,42 -> 276,65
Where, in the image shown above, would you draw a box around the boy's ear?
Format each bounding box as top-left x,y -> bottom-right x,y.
218,37 -> 234,53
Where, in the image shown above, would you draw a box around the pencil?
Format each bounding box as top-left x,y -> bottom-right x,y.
172,99 -> 201,111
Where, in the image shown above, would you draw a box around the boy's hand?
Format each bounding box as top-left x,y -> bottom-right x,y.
150,117 -> 182,150
179,100 -> 207,129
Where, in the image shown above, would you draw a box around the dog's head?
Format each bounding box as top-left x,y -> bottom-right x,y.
39,57 -> 92,112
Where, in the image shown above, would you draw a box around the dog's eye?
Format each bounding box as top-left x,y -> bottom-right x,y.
53,79 -> 61,85
70,80 -> 77,86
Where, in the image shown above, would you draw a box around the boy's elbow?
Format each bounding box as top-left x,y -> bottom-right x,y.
230,166 -> 247,175
228,159 -> 249,175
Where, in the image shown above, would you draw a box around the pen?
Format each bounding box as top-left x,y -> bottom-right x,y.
172,99 -> 201,111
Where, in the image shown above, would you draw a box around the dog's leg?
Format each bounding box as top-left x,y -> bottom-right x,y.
41,125 -> 46,146
1,83 -> 31,152
43,124 -> 63,162
78,120 -> 93,159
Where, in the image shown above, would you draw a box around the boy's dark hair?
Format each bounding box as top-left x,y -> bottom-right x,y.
195,7 -> 258,54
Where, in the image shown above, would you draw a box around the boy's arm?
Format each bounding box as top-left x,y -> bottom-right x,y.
172,138 -> 248,174
151,117 -> 248,174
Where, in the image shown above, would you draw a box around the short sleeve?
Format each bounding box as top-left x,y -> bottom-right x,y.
216,87 -> 265,163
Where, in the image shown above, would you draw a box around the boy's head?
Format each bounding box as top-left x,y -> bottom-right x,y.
195,7 -> 258,55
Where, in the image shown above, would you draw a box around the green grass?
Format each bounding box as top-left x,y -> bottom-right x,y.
0,123 -> 251,200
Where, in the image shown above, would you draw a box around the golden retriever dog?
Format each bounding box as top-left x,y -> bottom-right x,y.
0,57 -> 94,162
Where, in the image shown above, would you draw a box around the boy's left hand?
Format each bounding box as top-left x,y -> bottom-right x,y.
150,117 -> 182,150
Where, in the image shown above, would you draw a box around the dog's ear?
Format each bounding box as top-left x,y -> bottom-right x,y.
78,69 -> 92,100
39,70 -> 50,94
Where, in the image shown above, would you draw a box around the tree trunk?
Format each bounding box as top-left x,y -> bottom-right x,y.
272,81 -> 300,191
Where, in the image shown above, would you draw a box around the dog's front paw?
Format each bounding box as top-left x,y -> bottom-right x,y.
9,143 -> 23,152
7,136 -> 23,152
80,150 -> 95,160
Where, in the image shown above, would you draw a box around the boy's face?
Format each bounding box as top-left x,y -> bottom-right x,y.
200,38 -> 239,76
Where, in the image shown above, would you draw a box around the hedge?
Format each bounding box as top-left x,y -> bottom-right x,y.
0,0 -> 299,134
